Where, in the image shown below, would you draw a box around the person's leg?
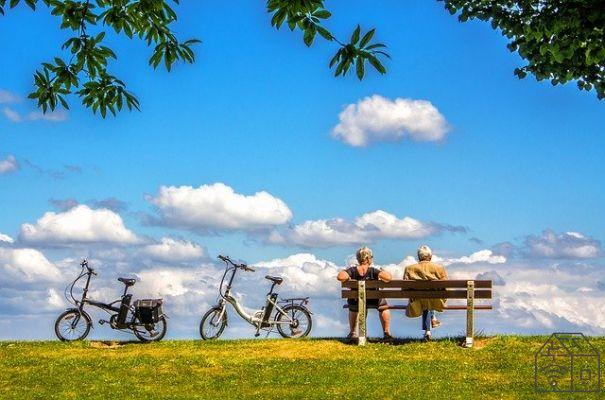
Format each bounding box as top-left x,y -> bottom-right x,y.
431,310 -> 441,328
422,310 -> 431,331
379,309 -> 391,335
348,311 -> 358,336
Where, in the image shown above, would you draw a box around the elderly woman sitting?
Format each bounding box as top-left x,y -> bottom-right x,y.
404,245 -> 448,341
337,246 -> 393,342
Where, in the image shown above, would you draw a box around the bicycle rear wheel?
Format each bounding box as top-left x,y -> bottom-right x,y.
200,307 -> 227,340
276,305 -> 312,338
133,316 -> 167,342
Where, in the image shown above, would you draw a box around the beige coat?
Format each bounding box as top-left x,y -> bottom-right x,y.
404,261 -> 448,318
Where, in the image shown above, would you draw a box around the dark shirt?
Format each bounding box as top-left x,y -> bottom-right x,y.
345,266 -> 382,281
344,266 -> 387,311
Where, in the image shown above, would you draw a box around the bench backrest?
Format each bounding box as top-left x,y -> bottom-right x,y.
341,280 -> 492,300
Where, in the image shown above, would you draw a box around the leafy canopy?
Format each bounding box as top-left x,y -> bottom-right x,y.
1,0 -> 389,117
442,0 -> 605,99
0,0 -> 603,118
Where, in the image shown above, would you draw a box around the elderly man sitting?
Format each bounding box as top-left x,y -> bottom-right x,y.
404,245 -> 448,341
337,246 -> 393,342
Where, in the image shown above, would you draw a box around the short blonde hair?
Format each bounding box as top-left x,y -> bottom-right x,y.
417,245 -> 432,261
356,246 -> 373,265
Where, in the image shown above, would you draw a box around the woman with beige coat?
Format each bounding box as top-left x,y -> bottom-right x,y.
404,245 -> 448,341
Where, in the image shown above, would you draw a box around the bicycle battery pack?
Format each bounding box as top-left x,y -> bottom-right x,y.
261,293 -> 278,327
117,294 -> 133,326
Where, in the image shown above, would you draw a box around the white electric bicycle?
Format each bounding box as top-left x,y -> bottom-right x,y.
199,255 -> 313,339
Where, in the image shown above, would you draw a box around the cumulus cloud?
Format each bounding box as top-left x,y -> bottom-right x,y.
331,95 -> 450,147
0,155 -> 19,174
19,205 -> 140,246
254,253 -> 340,296
140,237 -> 207,263
49,197 -> 128,212
0,89 -> 20,104
523,230 -> 601,259
2,240 -> 605,338
0,233 -> 14,244
475,270 -> 506,285
3,107 -> 68,123
400,249 -> 507,268
0,247 -> 62,285
48,198 -> 80,211
147,183 -> 293,233
267,210 -> 462,248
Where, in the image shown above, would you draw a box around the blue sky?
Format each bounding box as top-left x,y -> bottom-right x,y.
1,1 -> 604,339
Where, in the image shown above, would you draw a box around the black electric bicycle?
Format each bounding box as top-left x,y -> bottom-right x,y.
54,259 -> 167,342
199,255 -> 313,339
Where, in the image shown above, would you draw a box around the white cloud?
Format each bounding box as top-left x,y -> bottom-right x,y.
3,107 -> 22,122
2,242 -> 605,338
140,237 -> 206,263
0,155 -> 19,174
147,183 -> 293,232
524,230 -> 601,259
27,110 -> 68,122
254,253 -> 340,296
0,233 -> 14,244
267,210 -> 455,247
443,249 -> 507,266
0,247 -> 62,284
331,95 -> 450,147
0,90 -> 20,104
19,205 -> 140,246
2,107 -> 68,123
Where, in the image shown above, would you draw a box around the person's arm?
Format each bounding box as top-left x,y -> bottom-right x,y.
378,268 -> 392,282
439,265 -> 448,280
337,269 -> 351,282
403,266 -> 410,280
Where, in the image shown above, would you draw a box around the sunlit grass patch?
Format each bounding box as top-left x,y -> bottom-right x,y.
1,337 -> 604,400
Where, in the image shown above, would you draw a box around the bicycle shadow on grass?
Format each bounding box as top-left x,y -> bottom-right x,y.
88,340 -> 151,348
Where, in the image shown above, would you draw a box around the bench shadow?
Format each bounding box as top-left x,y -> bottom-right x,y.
310,336 -> 492,347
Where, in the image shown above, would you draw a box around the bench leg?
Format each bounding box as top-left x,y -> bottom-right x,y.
465,280 -> 474,348
358,280 -> 366,346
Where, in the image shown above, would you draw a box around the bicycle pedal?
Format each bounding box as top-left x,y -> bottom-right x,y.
98,319 -> 106,325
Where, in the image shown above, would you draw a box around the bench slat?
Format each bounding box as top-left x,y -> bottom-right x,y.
341,280 -> 492,289
343,304 -> 493,310
341,289 -> 492,299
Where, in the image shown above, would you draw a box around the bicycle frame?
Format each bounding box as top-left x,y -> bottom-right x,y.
213,259 -> 310,335
66,264 -> 148,331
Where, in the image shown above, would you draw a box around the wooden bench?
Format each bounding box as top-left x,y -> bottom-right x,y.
341,280 -> 493,347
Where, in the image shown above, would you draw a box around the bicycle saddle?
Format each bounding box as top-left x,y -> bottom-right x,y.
265,275 -> 283,285
118,277 -> 136,286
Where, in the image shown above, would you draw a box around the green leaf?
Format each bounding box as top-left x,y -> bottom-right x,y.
367,55 -> 386,74
316,25 -> 332,41
359,29 -> 375,48
356,57 -> 364,80
303,26 -> 316,47
350,24 -> 360,45
313,10 -> 331,19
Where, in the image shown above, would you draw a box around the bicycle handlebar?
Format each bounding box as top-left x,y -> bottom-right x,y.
80,259 -> 97,275
217,255 -> 255,272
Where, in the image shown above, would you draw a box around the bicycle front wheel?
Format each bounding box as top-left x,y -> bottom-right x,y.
276,305 -> 312,338
55,309 -> 92,341
200,307 -> 227,340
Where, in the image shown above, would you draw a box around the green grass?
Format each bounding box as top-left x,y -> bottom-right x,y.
1,336 -> 604,399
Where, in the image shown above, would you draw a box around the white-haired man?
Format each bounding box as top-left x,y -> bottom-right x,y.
337,246 -> 393,342
404,245 -> 448,341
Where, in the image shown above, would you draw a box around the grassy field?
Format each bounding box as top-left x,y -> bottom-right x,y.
1,336 -> 603,399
